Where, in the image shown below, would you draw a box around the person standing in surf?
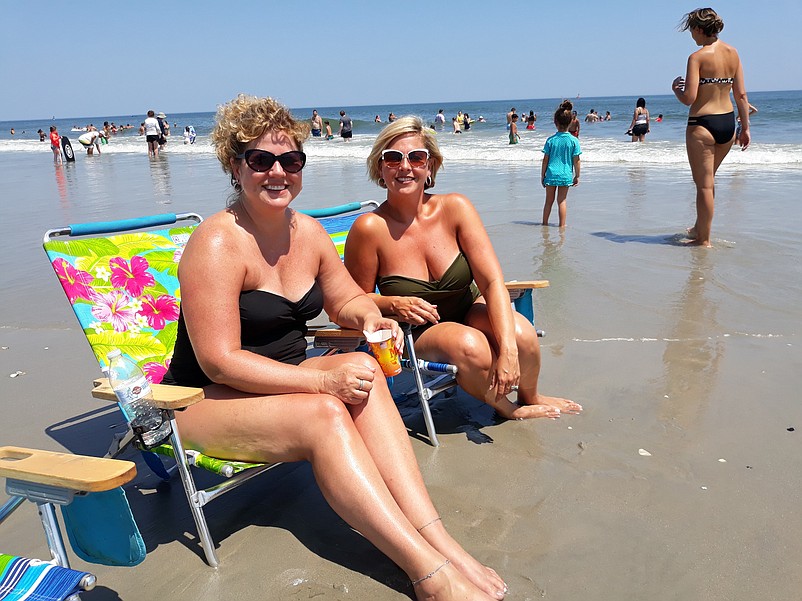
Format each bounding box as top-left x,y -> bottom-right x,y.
541,101 -> 581,228
144,110 -> 161,157
672,7 -> 751,247
49,126 -> 62,165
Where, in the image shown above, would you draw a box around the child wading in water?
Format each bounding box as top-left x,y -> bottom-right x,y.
541,100 -> 581,227
509,113 -> 520,144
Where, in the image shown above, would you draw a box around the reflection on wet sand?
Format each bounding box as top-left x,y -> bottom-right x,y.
149,155 -> 173,204
659,249 -> 724,428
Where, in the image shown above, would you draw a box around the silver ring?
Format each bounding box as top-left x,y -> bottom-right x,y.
510,385 -> 519,392
358,379 -> 364,391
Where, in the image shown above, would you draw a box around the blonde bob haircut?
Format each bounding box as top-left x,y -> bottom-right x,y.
367,116 -> 443,190
211,94 -> 309,178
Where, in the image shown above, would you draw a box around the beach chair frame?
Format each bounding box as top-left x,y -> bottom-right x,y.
0,446 -> 136,599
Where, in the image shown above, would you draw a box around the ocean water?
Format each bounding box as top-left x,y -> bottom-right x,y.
1,91 -> 801,336
1,90 -> 801,169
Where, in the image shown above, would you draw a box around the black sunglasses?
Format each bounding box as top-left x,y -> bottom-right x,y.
380,148 -> 430,168
236,149 -> 306,173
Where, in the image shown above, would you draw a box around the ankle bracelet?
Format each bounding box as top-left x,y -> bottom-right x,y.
416,516 -> 442,532
411,559 -> 450,586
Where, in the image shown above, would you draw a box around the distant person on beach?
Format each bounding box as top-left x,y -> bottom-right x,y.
736,103 -> 758,146
156,112 -> 169,150
338,110 -> 352,141
463,113 -> 471,131
627,98 -> 650,142
672,7 -> 751,247
375,115 -> 382,123
38,128 -> 46,142
49,126 -> 62,164
162,94 -> 505,601
541,100 -> 581,227
604,111 -> 612,121
77,129 -> 102,155
345,115 -> 581,426
434,109 -> 446,128
568,110 -> 580,137
506,107 -> 515,129
656,114 -> 663,122
310,110 -> 323,137
324,120 -> 334,140
183,125 -> 196,144
9,128 -> 14,135
526,111 -> 536,130
144,110 -> 161,156
452,117 -> 461,134
388,112 -> 396,122
508,113 -> 520,144
138,122 -> 145,135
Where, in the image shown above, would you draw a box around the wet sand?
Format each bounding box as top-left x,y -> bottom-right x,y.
2,153 -> 801,600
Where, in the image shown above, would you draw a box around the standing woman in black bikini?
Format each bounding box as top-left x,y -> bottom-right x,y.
672,7 -> 751,247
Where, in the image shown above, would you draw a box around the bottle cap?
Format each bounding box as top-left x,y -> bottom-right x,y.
107,349 -> 122,359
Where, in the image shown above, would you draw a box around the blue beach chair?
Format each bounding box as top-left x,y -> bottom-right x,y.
0,446 -> 138,600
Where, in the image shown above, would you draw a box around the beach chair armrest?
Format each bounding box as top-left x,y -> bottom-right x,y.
92,381 -> 205,410
0,446 -> 136,492
504,279 -> 550,291
312,327 -> 366,351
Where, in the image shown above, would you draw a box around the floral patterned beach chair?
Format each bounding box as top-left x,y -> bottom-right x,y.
43,212 -> 277,568
42,204 -> 381,567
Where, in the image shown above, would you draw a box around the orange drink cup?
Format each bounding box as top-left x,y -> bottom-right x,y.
364,329 -> 402,376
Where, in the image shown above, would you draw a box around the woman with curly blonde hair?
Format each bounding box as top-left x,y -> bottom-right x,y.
163,95 -> 506,601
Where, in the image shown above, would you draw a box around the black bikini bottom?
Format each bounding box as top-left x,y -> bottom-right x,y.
687,112 -> 735,145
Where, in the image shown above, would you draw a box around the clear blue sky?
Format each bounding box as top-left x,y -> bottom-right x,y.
2,0 -> 800,120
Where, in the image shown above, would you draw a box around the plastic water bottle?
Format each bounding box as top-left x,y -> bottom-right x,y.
107,350 -> 171,448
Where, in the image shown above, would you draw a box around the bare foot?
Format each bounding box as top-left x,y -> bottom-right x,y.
418,524 -> 508,599
683,238 -> 713,248
413,560 -> 498,601
526,394 -> 582,415
686,226 -> 698,240
507,403 -> 560,420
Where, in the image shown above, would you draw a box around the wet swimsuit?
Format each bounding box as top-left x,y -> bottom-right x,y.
699,77 -> 734,85
377,253 -> 480,333
687,112 -> 735,145
163,282 -> 324,387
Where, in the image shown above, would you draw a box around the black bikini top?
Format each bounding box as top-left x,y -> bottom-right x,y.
699,77 -> 734,85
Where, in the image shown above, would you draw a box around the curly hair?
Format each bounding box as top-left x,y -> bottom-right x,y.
680,7 -> 724,36
366,116 -> 443,189
210,94 -> 309,178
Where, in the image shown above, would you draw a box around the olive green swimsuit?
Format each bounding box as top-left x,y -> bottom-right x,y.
377,252 -> 480,331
